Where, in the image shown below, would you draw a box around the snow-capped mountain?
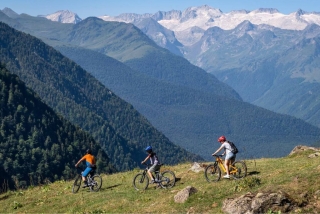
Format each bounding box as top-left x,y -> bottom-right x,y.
100,5 -> 320,46
40,10 -> 82,24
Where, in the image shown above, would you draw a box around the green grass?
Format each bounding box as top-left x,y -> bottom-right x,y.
1,150 -> 320,213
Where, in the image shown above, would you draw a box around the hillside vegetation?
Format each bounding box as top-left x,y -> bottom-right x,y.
1,149 -> 320,213
1,13 -> 320,161
0,64 -> 114,189
2,14 -> 320,160
42,23 -> 320,160
0,21 -> 201,171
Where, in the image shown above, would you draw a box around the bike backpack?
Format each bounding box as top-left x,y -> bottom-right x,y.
227,141 -> 239,154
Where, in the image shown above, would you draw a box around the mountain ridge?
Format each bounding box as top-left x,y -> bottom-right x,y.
38,10 -> 82,24
0,21 -> 201,170
1,10 -> 320,161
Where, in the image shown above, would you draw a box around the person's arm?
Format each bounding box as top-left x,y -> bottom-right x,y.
75,156 -> 85,167
212,145 -> 224,156
141,154 -> 150,164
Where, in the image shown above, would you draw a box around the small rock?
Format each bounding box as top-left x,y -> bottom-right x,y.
174,186 -> 198,203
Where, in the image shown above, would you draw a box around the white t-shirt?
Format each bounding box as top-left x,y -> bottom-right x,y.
221,141 -> 233,154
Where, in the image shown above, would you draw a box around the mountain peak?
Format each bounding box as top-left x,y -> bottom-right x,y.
296,9 -> 307,16
184,5 -> 223,15
41,10 -> 82,24
2,7 -> 19,18
234,20 -> 255,33
252,8 -> 280,14
228,9 -> 250,15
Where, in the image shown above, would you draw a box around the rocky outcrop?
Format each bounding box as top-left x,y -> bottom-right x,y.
289,145 -> 320,156
174,186 -> 198,203
222,191 -> 296,214
189,162 -> 206,173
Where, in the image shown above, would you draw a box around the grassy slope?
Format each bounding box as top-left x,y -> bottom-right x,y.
1,150 -> 319,213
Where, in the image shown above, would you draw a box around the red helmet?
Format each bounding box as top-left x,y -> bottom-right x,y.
218,136 -> 226,142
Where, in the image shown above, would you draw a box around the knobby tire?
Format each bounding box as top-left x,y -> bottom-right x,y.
72,175 -> 82,193
90,175 -> 102,192
231,161 -> 247,179
205,163 -> 221,182
133,173 -> 149,191
159,170 -> 176,188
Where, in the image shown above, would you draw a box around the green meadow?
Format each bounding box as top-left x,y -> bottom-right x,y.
1,149 -> 319,213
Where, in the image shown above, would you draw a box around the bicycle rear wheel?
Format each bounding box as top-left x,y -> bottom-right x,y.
133,173 -> 149,190
159,170 -> 176,188
90,175 -> 102,192
204,163 -> 221,182
72,175 -> 82,193
231,161 -> 247,179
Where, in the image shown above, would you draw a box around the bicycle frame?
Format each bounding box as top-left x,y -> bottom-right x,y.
205,155 -> 247,182
133,164 -> 176,190
214,156 -> 238,175
144,164 -> 161,182
72,168 -> 102,193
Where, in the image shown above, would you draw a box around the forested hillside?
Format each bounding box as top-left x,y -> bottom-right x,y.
2,14 -> 240,101
56,45 -> 320,160
0,64 -> 115,189
0,22 -> 202,171
1,13 -> 320,160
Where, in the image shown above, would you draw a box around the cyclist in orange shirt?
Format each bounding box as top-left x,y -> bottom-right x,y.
75,149 -> 96,187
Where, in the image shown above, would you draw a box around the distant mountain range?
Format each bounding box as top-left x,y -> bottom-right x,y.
1,6 -> 320,161
38,10 -> 82,24
94,5 -> 320,129
100,5 -> 320,46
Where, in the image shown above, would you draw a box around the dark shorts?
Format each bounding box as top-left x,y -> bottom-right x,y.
148,164 -> 161,173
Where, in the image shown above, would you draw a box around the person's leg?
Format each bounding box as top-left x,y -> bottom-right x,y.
147,171 -> 154,180
82,167 -> 91,186
148,165 -> 156,182
225,159 -> 231,175
223,153 -> 234,178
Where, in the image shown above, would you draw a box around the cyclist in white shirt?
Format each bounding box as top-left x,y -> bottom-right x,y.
212,136 -> 236,179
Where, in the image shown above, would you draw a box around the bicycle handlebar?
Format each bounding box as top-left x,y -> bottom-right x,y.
212,154 -> 223,157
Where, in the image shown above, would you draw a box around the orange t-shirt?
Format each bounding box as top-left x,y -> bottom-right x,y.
80,154 -> 96,167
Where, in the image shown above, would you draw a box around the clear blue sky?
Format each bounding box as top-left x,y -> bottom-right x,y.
0,0 -> 319,19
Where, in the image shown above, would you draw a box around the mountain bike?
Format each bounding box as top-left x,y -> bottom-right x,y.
133,163 -> 176,190
72,168 -> 102,193
204,155 -> 247,182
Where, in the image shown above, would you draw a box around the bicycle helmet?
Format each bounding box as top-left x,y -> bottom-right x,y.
145,146 -> 152,153
87,149 -> 92,154
218,136 -> 226,142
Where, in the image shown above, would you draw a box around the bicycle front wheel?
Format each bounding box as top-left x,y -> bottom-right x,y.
231,161 -> 247,179
159,170 -> 176,189
204,163 -> 221,182
72,175 -> 82,193
90,175 -> 102,192
133,173 -> 149,190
